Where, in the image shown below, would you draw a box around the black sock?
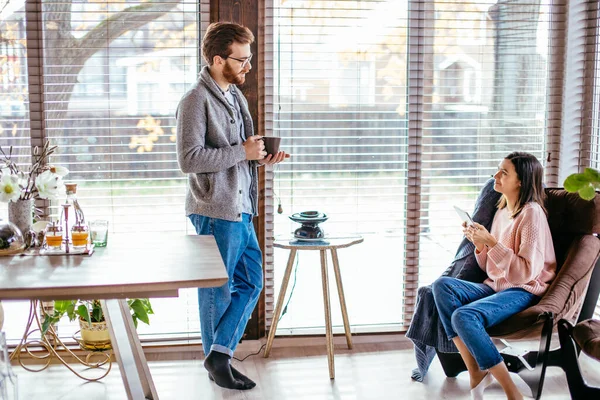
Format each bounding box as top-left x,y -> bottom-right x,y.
209,365 -> 256,389
204,351 -> 247,390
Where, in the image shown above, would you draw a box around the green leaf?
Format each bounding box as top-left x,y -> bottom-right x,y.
53,300 -> 73,314
92,306 -> 103,323
76,304 -> 91,327
41,316 -> 55,335
65,302 -> 76,321
578,184 -> 597,200
564,173 -> 589,192
129,299 -> 150,325
583,168 -> 600,182
141,298 -> 154,314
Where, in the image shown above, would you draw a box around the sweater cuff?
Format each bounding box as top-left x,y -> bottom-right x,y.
232,144 -> 247,163
474,246 -> 487,267
487,242 -> 511,269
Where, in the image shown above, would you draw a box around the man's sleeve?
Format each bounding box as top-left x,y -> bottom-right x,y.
176,91 -> 246,174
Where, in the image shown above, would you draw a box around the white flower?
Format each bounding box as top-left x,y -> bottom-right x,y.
49,165 -> 69,177
0,174 -> 21,203
35,170 -> 65,200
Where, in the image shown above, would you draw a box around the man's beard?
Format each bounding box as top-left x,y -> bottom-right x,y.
223,62 -> 247,85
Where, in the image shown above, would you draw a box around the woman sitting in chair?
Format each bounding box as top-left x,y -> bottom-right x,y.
432,152 -> 556,400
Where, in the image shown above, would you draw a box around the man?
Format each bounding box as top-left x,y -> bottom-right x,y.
176,22 -> 289,390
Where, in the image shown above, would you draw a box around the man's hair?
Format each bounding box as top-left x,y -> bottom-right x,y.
202,22 -> 254,66
498,151 -> 546,218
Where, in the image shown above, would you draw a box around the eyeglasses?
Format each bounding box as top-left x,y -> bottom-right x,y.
225,54 -> 253,68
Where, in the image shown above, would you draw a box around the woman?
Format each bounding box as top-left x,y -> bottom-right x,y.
432,152 -> 556,400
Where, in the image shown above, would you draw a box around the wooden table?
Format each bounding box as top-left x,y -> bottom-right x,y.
0,233 -> 228,400
264,236 -> 363,379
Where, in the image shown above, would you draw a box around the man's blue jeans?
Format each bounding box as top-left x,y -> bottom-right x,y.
432,276 -> 539,370
189,213 -> 263,357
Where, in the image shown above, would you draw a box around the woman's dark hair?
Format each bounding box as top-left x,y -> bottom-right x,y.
202,22 -> 254,66
498,152 -> 546,218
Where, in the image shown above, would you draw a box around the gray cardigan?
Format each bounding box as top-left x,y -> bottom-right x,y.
176,66 -> 258,221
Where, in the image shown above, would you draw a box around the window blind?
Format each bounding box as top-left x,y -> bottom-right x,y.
416,0 -> 558,301
267,0 -> 409,333
42,0 -> 202,341
0,0 -> 33,343
265,0 -> 563,334
0,0 -> 206,343
0,1 -> 31,197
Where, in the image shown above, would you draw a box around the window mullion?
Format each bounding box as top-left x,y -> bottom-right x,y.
558,0 -> 593,182
544,0 -> 567,187
25,0 -> 50,217
403,0 -> 432,325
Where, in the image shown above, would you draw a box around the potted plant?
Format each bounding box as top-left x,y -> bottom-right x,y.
564,167 -> 600,200
41,298 -> 153,349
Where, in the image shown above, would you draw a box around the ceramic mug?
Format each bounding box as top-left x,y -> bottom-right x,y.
262,136 -> 281,156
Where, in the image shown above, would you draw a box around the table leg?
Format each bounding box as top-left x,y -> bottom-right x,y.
320,249 -> 335,379
330,248 -> 353,349
264,248 -> 297,358
101,299 -> 158,400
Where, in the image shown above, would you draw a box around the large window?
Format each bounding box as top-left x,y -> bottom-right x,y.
417,0 -> 551,286
0,0 -> 32,343
270,0 -> 556,333
0,2 -> 30,197
0,0 -> 594,342
0,0 -> 202,343
271,0 -> 409,332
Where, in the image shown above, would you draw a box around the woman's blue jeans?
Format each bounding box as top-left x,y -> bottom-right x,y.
431,276 -> 539,370
189,213 -> 263,357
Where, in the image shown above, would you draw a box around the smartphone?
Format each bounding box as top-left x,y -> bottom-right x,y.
453,206 -> 474,226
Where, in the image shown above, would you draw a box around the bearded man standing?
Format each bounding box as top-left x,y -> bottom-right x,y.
176,22 -> 289,390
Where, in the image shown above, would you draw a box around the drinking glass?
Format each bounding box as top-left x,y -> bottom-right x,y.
44,222 -> 63,252
71,224 -> 89,250
90,220 -> 109,247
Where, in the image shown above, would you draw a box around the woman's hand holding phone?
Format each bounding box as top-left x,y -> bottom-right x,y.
464,222 -> 497,252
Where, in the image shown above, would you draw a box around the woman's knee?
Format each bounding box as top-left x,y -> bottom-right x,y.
451,308 -> 469,328
431,276 -> 455,299
451,307 -> 483,333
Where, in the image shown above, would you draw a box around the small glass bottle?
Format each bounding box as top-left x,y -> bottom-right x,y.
64,183 -> 85,227
61,183 -> 86,253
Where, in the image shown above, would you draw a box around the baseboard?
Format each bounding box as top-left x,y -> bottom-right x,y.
11,333 -> 414,364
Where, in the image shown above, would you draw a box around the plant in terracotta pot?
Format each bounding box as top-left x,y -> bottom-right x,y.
41,298 -> 153,349
564,167 -> 600,200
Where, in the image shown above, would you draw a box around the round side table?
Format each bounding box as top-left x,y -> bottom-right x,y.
264,236 -> 363,379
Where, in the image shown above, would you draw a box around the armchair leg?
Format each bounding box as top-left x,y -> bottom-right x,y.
516,312 -> 553,400
436,350 -> 467,378
558,319 -> 600,400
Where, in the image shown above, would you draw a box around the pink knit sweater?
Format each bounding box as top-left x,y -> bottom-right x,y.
475,202 -> 557,296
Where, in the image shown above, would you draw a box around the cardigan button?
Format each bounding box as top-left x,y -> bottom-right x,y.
230,119 -> 235,124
